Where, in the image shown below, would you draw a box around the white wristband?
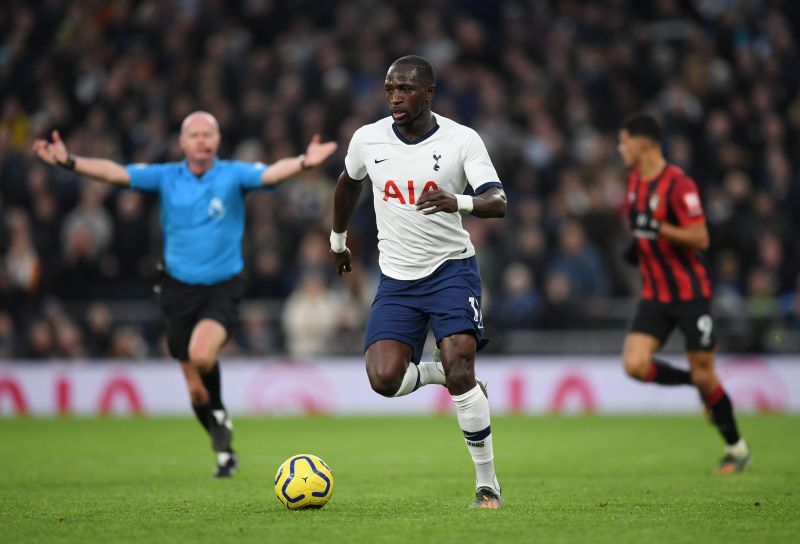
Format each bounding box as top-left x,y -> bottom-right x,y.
455,194 -> 474,214
330,230 -> 347,253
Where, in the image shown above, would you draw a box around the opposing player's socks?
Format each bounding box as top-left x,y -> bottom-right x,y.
703,385 -> 741,445
725,438 -> 749,458
646,358 -> 692,385
452,384 -> 499,493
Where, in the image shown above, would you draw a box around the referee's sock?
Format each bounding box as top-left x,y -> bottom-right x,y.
201,361 -> 225,411
192,402 -> 212,433
201,361 -> 234,453
703,385 -> 741,445
646,358 -> 692,385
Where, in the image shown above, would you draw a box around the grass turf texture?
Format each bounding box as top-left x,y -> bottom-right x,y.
1,415 -> 797,544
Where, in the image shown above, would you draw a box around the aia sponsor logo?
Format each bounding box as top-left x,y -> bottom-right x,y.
382,180 -> 439,205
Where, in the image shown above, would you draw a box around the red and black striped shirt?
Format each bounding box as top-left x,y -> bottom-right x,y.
626,164 -> 712,303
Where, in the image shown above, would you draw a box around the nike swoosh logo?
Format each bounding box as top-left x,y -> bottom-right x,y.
374,159 -> 388,163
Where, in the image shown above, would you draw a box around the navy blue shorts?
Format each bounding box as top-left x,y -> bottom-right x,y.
364,257 -> 486,363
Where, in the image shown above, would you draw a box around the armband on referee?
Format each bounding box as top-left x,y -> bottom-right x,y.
330,230 -> 347,253
455,194 -> 474,214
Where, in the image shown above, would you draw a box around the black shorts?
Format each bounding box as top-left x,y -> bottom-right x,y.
158,273 -> 244,361
630,298 -> 716,351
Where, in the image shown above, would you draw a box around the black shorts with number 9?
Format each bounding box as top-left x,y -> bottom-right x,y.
630,298 -> 716,351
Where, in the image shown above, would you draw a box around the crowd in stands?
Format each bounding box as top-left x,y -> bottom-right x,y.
1,0 -> 798,359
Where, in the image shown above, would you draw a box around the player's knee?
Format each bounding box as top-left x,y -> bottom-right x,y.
622,353 -> 649,381
444,357 -> 474,392
690,368 -> 716,394
367,365 -> 403,397
188,347 -> 216,373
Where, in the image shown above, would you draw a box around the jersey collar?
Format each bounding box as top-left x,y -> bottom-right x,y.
391,117 -> 440,145
182,158 -> 219,180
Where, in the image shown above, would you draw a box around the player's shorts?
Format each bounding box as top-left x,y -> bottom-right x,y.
630,298 -> 716,351
364,256 -> 486,363
158,273 -> 243,361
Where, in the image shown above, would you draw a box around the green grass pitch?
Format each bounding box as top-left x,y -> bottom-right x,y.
1,415 -> 798,543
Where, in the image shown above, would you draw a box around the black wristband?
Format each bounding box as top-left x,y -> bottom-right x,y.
59,154 -> 76,171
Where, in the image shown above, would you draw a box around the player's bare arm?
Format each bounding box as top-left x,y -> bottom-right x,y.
657,222 -> 709,251
261,134 -> 338,186
416,187 -> 506,218
330,169 -> 364,275
32,130 -> 131,186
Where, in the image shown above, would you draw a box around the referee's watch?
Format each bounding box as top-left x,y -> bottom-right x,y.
298,154 -> 310,170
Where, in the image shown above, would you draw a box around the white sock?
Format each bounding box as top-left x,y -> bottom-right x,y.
392,364 -> 420,397
452,384 -> 499,493
217,451 -> 231,465
725,438 -> 749,457
418,360 -> 446,385
392,361 -> 446,397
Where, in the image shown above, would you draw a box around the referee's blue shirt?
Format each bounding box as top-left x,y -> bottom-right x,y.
126,159 -> 270,285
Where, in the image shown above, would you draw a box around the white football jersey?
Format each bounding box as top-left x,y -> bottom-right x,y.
345,113 -> 502,280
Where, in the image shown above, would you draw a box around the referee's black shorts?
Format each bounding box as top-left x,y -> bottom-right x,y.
158,273 -> 244,361
630,298 -> 716,352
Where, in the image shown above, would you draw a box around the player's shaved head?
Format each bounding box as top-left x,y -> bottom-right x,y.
389,55 -> 436,87
181,111 -> 219,134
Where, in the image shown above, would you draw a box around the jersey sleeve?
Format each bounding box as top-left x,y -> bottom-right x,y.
234,161 -> 270,191
463,129 -> 502,194
670,176 -> 706,226
344,127 -> 368,181
125,163 -> 170,193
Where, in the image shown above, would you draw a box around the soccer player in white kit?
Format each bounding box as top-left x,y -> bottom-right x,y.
331,56 -> 508,509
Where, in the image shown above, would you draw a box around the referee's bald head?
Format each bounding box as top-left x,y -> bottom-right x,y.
181,111 -> 219,135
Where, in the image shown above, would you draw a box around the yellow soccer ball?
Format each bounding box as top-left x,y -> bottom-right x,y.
274,454 -> 334,510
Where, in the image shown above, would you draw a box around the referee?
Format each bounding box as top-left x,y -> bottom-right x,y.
33,111 -> 337,477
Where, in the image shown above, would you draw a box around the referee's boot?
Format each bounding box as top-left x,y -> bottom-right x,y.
209,410 -> 238,477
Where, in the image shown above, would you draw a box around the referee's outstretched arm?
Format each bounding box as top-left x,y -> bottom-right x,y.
32,130 -> 131,186
260,134 -> 338,186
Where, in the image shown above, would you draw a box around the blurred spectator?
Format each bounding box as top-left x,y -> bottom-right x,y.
238,303 -> 279,356
281,271 -> 338,358
548,219 -> 611,298
0,311 -> 16,358
108,326 -> 149,360
492,262 -> 542,330
26,318 -> 56,360
83,302 -> 113,357
4,209 -> 41,295
540,270 -> 588,330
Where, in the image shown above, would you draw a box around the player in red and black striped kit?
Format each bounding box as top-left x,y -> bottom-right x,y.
618,113 -> 750,473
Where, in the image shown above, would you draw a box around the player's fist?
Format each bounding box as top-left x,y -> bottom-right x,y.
32,130 -> 69,166
416,189 -> 457,215
331,248 -> 352,276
